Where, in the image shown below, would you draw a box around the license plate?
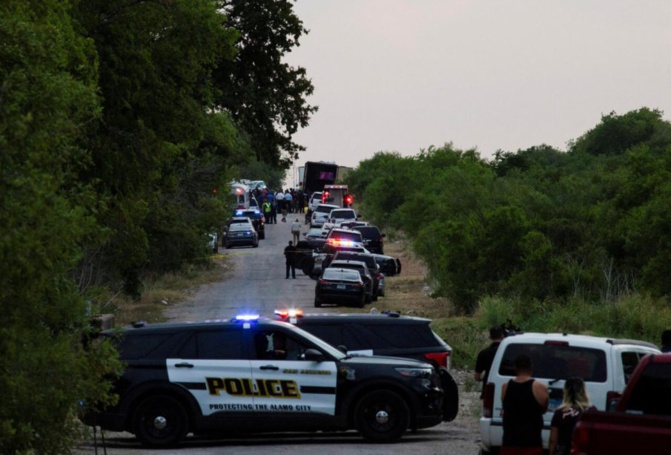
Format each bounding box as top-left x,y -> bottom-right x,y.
337,284 -> 346,289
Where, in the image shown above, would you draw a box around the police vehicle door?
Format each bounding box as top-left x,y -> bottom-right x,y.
250,328 -> 337,417
166,327 -> 255,420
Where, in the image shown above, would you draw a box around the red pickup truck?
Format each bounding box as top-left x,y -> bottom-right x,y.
571,353 -> 671,455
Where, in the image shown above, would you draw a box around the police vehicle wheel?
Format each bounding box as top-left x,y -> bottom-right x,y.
132,395 -> 188,447
354,390 -> 409,443
253,241 -> 259,248
314,297 -> 322,308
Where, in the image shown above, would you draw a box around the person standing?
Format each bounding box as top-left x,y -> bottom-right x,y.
284,241 -> 297,279
548,377 -> 594,455
500,354 -> 549,455
284,190 -> 293,214
291,218 -> 301,244
475,325 -> 506,398
275,189 -> 285,218
262,199 -> 272,224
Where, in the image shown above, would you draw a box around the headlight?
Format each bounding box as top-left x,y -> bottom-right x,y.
395,367 -> 433,379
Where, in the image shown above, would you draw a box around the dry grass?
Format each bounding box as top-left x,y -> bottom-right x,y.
104,255 -> 232,325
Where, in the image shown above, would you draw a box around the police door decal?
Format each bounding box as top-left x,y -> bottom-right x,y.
167,359 -> 254,415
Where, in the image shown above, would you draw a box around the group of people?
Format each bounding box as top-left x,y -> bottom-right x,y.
475,326 -> 595,455
256,188 -> 306,224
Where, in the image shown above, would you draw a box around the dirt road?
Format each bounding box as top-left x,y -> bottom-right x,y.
76,216 -> 483,454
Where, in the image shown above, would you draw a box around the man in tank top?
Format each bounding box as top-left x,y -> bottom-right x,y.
500,354 -> 549,455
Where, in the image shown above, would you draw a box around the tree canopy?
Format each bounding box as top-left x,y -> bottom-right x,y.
0,0 -> 316,450
347,108 -> 671,313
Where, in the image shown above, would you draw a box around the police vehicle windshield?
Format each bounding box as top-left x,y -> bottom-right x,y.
274,321 -> 347,360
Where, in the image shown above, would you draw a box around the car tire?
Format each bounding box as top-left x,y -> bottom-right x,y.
253,241 -> 259,248
314,297 -> 322,308
354,390 -> 409,443
439,368 -> 459,422
356,294 -> 365,308
225,242 -> 231,249
132,395 -> 188,448
259,231 -> 265,240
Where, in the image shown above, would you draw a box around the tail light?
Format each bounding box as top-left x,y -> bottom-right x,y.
317,279 -> 327,286
424,351 -> 450,369
482,382 -> 495,418
571,423 -> 590,454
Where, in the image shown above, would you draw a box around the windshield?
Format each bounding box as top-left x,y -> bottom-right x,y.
230,223 -> 253,231
276,322 -> 346,360
323,268 -> 360,281
331,210 -> 355,219
316,205 -> 338,214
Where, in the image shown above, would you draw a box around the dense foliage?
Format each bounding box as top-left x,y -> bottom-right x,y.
348,108 -> 671,314
0,0 -> 313,451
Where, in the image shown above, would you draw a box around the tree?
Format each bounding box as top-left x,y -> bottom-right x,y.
74,0 -> 240,293
215,0 -> 318,168
0,1 -> 119,451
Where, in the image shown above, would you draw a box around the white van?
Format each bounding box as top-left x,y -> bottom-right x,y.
479,332 -> 660,454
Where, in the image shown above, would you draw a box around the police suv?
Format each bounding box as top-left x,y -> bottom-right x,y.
82,315 -> 445,447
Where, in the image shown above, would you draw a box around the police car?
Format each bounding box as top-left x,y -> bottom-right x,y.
82,315 -> 445,447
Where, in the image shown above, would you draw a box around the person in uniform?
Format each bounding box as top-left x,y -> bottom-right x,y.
284,240 -> 297,279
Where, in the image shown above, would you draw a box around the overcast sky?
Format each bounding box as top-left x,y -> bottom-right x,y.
284,0 -> 671,183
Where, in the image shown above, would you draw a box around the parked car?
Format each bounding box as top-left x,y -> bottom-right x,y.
479,332 -> 661,454
274,310 -> 459,422
327,208 -> 358,227
223,221 -> 259,249
304,227 -> 326,240
326,259 -> 375,303
352,225 -> 385,254
326,227 -> 364,245
310,203 -> 339,227
314,267 -> 367,308
331,251 -> 385,297
233,208 -> 265,240
294,239 -> 328,274
309,243 -> 371,279
571,353 -> 671,455
370,253 -> 402,277
308,191 -> 323,211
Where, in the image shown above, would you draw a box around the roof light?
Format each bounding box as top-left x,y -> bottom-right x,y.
274,309 -> 304,319
234,314 -> 260,322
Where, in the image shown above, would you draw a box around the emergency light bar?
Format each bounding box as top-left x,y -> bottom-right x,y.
274,309 -> 304,319
234,314 -> 260,322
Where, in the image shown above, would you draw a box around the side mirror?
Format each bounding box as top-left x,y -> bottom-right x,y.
337,344 -> 348,354
303,348 -> 326,362
381,233 -> 386,238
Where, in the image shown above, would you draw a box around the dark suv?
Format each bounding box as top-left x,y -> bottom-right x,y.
81,316 -> 446,447
330,251 -> 385,297
352,226 -> 385,254
274,310 -> 459,422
